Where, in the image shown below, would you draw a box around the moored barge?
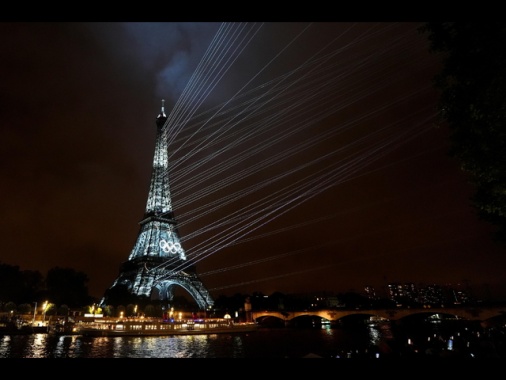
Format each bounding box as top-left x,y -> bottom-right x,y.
78,317 -> 258,337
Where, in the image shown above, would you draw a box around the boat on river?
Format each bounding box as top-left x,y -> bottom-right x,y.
77,317 -> 258,337
1,318 -> 51,335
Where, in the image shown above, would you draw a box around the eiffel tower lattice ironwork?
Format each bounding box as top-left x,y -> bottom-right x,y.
100,100 -> 214,310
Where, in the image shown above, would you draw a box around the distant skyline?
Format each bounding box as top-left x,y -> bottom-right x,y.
2,22 -> 506,301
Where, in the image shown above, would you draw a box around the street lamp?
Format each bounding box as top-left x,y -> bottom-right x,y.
32,302 -> 37,324
42,301 -> 48,322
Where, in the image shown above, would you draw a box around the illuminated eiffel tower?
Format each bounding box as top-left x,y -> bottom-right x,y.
100,100 -> 214,310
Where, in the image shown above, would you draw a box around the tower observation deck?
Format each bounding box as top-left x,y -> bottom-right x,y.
100,100 -> 214,310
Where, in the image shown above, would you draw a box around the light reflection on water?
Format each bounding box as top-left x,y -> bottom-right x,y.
1,320 -> 502,358
0,327 -> 376,358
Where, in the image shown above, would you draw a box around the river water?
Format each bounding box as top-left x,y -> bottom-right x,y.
1,319 -> 505,359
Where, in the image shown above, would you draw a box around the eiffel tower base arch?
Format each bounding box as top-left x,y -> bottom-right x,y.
152,275 -> 214,310
100,257 -> 214,311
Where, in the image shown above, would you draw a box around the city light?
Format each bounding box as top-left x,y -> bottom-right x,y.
42,301 -> 48,321
32,302 -> 37,324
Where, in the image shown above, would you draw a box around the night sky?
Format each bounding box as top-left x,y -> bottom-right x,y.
2,22 -> 506,301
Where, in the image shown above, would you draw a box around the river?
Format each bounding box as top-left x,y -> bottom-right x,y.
1,318 -> 505,359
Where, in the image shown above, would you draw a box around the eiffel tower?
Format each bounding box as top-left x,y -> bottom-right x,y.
100,100 -> 214,310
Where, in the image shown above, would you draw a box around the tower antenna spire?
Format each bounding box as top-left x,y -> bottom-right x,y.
160,99 -> 166,117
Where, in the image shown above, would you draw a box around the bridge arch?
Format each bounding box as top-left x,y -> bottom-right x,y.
252,306 -> 506,324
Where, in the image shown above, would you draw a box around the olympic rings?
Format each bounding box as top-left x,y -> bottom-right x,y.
159,239 -> 181,254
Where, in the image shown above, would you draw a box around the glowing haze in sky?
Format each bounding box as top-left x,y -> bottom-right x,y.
2,22 -> 506,301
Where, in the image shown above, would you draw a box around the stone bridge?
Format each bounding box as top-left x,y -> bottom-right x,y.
251,306 -> 506,323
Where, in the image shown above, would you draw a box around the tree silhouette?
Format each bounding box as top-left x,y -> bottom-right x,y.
420,22 -> 506,243
45,267 -> 93,307
0,262 -> 43,304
